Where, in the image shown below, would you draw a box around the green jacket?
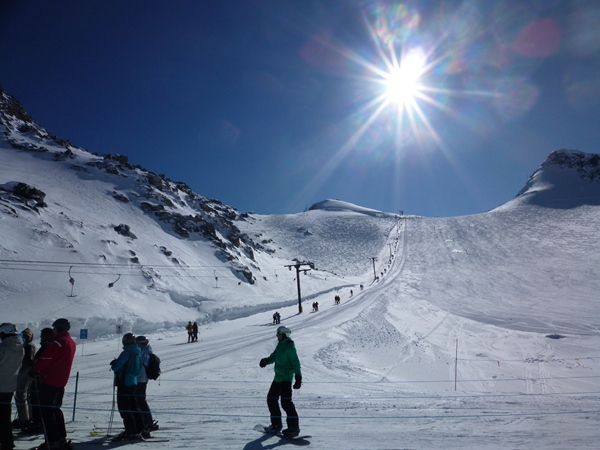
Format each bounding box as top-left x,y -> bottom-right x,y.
266,337 -> 302,383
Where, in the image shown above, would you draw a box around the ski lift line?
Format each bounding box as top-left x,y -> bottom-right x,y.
0,266 -> 243,277
0,259 -> 226,268
0,267 -> 225,279
0,264 -> 242,274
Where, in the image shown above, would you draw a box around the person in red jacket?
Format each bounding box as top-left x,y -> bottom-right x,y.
32,318 -> 76,450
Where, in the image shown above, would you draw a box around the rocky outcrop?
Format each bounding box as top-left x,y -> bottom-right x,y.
542,149 -> 600,182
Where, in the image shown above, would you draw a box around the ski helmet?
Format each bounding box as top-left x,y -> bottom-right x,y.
276,325 -> 291,336
136,335 -> 149,346
122,333 -> 136,346
0,323 -> 18,336
52,318 -> 71,332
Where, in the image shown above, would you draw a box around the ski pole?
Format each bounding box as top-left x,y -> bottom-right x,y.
72,371 -> 79,422
107,376 -> 116,436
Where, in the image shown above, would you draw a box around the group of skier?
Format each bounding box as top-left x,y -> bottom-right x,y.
272,312 -> 281,324
110,333 -> 159,441
2,315 -> 305,447
185,321 -> 199,342
1,319 -> 76,450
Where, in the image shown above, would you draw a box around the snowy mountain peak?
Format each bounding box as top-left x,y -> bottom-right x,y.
505,149 -> 600,209
308,199 -> 391,217
542,149 -> 600,181
1,85 -> 51,142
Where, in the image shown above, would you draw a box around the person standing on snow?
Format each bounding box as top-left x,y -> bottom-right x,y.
110,333 -> 144,441
186,321 -> 193,343
192,322 -> 199,342
0,323 -> 24,450
135,335 -> 158,435
259,325 -> 302,437
26,327 -> 54,434
32,318 -> 76,450
13,327 -> 36,429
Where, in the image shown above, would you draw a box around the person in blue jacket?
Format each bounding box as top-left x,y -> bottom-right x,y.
110,333 -> 143,440
135,335 -> 158,436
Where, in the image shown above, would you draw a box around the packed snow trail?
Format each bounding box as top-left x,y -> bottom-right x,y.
15,216 -> 600,449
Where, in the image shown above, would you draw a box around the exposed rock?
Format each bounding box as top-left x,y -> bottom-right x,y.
114,223 -> 136,239
12,182 -> 46,207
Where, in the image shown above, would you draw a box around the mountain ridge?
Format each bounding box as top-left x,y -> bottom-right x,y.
1,86 -> 600,340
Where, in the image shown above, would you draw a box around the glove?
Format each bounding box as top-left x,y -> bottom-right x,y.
293,375 -> 302,389
259,358 -> 268,368
110,359 -> 116,367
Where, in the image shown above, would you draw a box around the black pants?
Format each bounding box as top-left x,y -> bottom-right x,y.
0,392 -> 14,449
136,382 -> 153,428
267,381 -> 299,429
117,385 -> 144,434
38,383 -> 67,445
29,379 -> 42,428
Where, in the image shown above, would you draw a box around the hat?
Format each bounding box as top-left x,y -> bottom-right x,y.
136,335 -> 149,346
22,328 -> 33,342
0,323 -> 18,336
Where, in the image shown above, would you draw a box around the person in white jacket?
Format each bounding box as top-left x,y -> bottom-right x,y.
0,323 -> 25,450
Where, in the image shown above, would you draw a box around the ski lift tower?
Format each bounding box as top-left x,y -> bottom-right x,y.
284,262 -> 312,313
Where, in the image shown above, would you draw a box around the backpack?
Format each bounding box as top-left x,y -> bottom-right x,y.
146,353 -> 161,380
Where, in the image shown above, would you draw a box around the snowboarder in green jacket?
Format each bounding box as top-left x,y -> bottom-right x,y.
259,325 -> 302,437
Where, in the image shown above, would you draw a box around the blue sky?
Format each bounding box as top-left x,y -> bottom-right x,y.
1,0 -> 599,217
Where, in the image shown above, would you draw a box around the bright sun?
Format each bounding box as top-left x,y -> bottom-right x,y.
383,49 -> 426,107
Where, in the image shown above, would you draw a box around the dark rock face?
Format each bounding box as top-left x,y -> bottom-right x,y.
12,182 -> 47,207
0,86 -> 263,285
543,150 -> 600,182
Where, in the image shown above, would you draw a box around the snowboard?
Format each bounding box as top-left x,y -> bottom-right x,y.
253,424 -> 311,440
85,438 -> 171,446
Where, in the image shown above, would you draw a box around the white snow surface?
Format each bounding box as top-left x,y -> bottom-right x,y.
2,125 -> 600,448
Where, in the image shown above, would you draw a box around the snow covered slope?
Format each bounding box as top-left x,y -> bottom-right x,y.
2,89 -> 600,449
0,88 -> 393,337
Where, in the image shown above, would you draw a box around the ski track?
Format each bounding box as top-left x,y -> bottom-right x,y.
13,218 -> 600,449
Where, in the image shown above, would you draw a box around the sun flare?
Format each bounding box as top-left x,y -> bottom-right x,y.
384,49 -> 426,107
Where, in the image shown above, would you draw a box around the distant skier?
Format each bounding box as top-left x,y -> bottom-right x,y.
192,322 -> 199,342
272,312 -> 281,325
258,325 -> 302,437
186,321 -> 193,343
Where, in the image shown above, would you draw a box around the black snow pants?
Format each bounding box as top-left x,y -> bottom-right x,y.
267,381 -> 299,429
